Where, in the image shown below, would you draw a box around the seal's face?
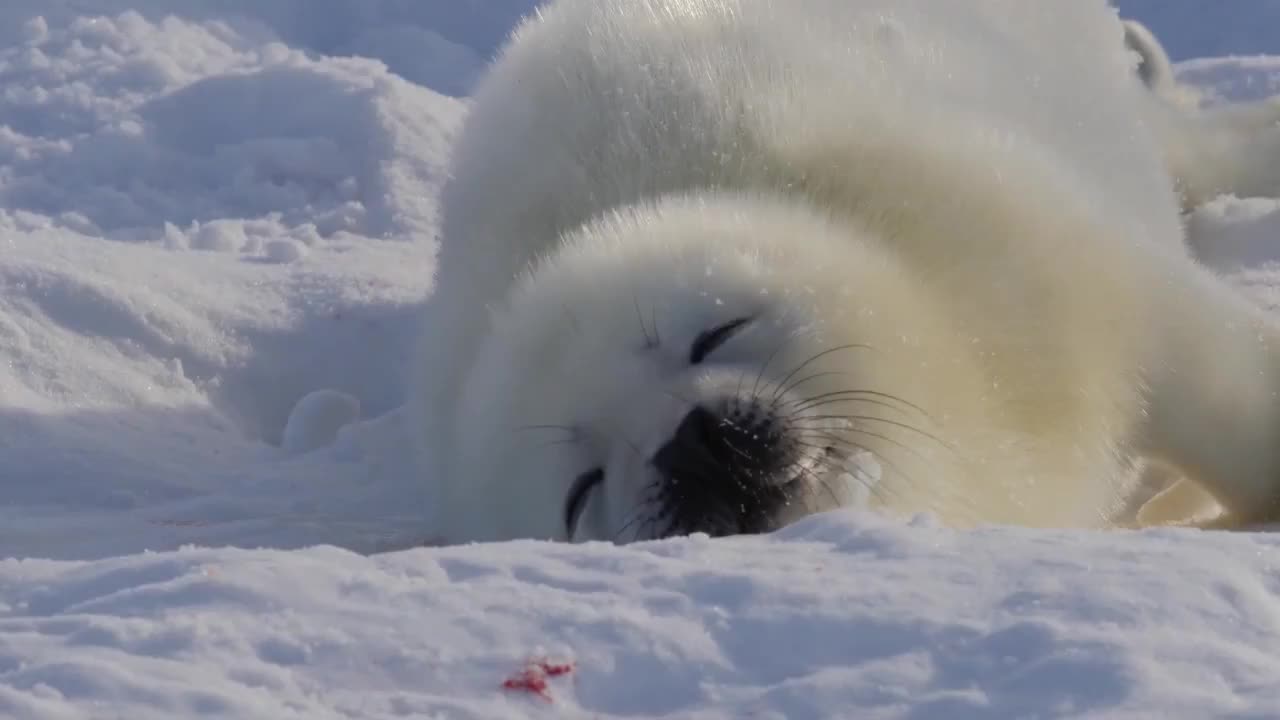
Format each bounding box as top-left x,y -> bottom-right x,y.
446,197 -> 911,543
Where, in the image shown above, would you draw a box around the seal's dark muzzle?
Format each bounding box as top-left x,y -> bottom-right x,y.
650,401 -> 797,537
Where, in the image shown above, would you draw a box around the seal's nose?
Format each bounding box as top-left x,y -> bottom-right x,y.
655,399 -> 783,474
650,402 -> 793,536
652,404 -> 788,478
652,406 -> 724,475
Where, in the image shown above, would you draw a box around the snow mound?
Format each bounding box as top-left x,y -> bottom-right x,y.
282,389 -> 361,455
1,513 -> 1279,719
0,6 -> 469,563
1187,196 -> 1280,273
0,11 -> 462,244
0,1 -> 544,96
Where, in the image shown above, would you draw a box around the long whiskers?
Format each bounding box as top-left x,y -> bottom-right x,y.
790,413 -> 954,454
789,434 -> 914,504
792,423 -> 936,468
785,387 -> 932,420
634,294 -> 658,349
769,343 -> 875,403
750,333 -> 797,398
784,392 -> 923,422
613,479 -> 663,543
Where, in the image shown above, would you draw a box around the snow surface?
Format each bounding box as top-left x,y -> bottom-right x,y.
0,2 -> 1279,718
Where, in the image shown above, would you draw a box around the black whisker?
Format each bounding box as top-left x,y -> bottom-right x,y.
614,480 -> 661,543
530,438 -> 579,452
790,414 -> 954,452
634,293 -> 656,348
774,370 -> 848,400
794,425 -> 932,466
793,427 -> 926,485
770,343 -> 875,403
788,435 -> 913,504
515,423 -> 578,434
751,332 -> 795,398
788,388 -> 932,419
785,461 -> 842,508
789,394 -> 922,419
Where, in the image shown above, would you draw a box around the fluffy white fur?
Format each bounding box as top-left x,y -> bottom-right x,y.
412,0 -> 1280,544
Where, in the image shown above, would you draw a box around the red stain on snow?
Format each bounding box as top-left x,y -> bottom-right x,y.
502,658 -> 576,701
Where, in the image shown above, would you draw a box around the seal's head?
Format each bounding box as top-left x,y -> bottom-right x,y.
437,192 -> 956,543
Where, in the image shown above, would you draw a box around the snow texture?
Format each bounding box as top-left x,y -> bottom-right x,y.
0,1 -> 1278,718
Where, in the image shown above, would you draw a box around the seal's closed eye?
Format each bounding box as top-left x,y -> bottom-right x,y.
690,317 -> 752,364
565,467 -> 604,538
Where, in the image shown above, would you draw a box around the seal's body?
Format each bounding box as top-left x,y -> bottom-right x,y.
411,0 -> 1280,543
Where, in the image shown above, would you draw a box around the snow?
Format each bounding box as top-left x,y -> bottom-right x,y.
4,515 -> 1280,719
0,1 -> 1278,717
281,389 -> 360,455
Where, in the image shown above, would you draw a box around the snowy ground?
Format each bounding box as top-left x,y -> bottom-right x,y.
1,2 -> 1280,718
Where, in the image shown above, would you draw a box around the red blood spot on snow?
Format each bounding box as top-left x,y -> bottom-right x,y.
502,668 -> 551,700
501,658 -> 576,701
538,659 -> 574,676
